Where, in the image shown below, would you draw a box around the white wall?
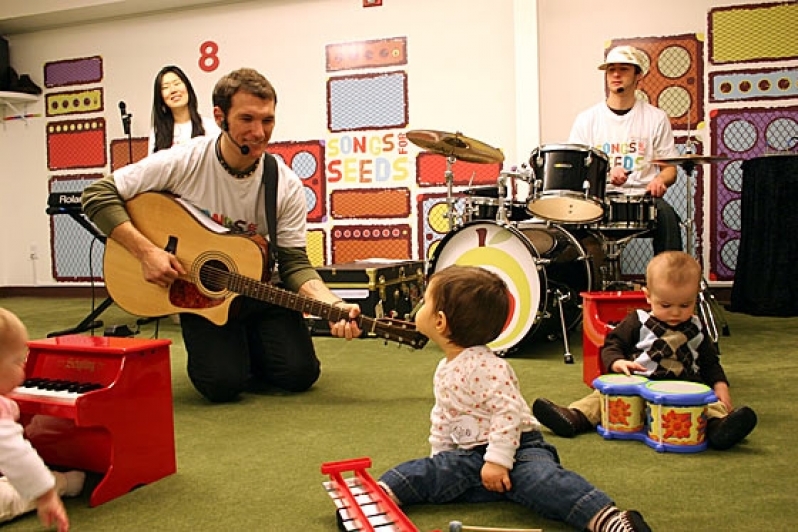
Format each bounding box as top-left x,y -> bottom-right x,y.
0,0 -> 539,286
538,0 -> 759,143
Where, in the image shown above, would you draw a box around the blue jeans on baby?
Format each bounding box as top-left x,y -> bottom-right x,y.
379,431 -> 613,530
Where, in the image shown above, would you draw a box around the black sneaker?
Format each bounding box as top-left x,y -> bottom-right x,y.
621,510 -> 653,532
532,398 -> 594,438
14,74 -> 42,95
706,406 -> 757,450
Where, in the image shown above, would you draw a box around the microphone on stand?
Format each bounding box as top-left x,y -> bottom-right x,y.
222,119 -> 250,155
118,101 -> 131,136
118,101 -> 133,164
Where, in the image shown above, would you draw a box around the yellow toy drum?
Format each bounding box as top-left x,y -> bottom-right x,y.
593,375 -> 649,440
641,381 -> 717,453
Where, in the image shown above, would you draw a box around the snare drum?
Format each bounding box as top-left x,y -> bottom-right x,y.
598,194 -> 657,238
463,186 -> 530,222
465,196 -> 531,223
641,381 -> 717,453
527,144 -> 609,224
594,375 -> 649,438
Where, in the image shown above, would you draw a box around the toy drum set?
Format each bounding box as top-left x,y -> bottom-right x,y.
593,375 -> 717,453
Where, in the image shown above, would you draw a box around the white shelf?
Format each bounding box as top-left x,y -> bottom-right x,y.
0,91 -> 39,124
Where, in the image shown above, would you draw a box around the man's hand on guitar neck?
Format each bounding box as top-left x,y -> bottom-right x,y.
110,221 -> 187,289
329,300 -> 362,340
299,278 -> 362,340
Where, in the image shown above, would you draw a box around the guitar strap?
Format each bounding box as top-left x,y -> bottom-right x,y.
262,153 -> 279,274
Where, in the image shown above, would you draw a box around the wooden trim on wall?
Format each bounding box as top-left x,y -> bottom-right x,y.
0,286 -> 109,298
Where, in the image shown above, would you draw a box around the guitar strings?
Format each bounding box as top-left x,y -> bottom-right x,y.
168,261 -> 422,343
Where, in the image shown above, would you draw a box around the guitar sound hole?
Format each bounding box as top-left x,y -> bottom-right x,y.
198,260 -> 229,292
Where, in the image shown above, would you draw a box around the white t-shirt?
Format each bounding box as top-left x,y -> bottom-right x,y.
147,115 -> 220,155
114,135 -> 308,249
568,99 -> 678,195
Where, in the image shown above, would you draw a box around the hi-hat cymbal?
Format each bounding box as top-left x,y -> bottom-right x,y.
650,154 -> 730,166
406,130 -> 504,164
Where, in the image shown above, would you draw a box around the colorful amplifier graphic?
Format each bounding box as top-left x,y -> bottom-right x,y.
709,2 -> 798,64
268,140 -> 326,223
416,152 -> 502,187
327,71 -> 408,133
331,224 -> 411,264
330,188 -> 410,219
44,56 -> 103,88
416,192 -> 468,262
110,138 -> 149,171
46,88 -> 104,117
710,66 -> 798,102
709,106 -> 798,280
610,34 -> 703,130
306,228 -> 327,268
47,118 -> 107,171
326,37 -> 407,72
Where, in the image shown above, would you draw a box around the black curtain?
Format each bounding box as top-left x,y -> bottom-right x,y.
730,155 -> 798,316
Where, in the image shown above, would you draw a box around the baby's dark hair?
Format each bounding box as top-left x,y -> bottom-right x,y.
427,265 -> 509,348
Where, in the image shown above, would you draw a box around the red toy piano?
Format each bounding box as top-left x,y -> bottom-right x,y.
8,335 -> 176,507
581,291 -> 650,388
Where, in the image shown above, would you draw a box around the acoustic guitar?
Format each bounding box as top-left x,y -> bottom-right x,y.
103,192 -> 428,349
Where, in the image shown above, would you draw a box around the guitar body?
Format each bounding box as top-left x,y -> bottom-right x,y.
104,192 -> 267,325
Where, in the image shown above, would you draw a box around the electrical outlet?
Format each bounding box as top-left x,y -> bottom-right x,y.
29,242 -> 39,260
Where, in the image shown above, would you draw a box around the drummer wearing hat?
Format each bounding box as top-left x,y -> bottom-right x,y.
569,45 -> 682,255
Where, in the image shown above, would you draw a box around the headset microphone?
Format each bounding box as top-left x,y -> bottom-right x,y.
221,119 -> 250,155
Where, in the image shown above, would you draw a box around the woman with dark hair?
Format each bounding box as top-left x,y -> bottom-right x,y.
148,65 -> 219,154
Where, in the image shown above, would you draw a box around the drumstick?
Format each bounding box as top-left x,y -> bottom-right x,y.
448,521 -> 543,532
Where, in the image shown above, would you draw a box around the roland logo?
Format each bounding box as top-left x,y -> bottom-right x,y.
59,194 -> 81,204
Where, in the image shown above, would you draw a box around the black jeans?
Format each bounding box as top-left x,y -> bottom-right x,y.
652,197 -> 682,255
180,297 -> 320,402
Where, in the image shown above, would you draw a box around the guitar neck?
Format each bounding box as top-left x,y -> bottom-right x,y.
225,271 -> 426,348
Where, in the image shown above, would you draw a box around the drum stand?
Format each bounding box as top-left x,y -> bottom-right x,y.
680,159 -> 730,343
445,156 -> 457,231
598,233 -> 645,291
554,288 -> 575,364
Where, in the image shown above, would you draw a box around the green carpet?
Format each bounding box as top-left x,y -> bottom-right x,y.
1,296 -> 796,531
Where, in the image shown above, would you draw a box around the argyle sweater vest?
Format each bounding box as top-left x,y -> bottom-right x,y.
634,310 -> 703,380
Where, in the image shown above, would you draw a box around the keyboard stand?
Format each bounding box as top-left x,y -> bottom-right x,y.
47,296 -> 114,338
46,205 -> 115,337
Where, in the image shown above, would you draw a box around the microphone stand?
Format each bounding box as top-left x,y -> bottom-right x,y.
121,107 -> 133,165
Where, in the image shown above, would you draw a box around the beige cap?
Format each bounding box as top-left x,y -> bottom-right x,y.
598,45 -> 643,70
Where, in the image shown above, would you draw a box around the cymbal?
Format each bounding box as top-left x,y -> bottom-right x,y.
650,154 -> 729,166
406,130 -> 504,164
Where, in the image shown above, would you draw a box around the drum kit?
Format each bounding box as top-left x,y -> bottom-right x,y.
408,129 -> 729,359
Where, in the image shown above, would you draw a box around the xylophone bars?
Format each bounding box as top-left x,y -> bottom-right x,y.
322,457 -> 543,532
322,457 -> 422,532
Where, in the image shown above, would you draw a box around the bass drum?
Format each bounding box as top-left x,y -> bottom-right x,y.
428,220 -> 603,356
